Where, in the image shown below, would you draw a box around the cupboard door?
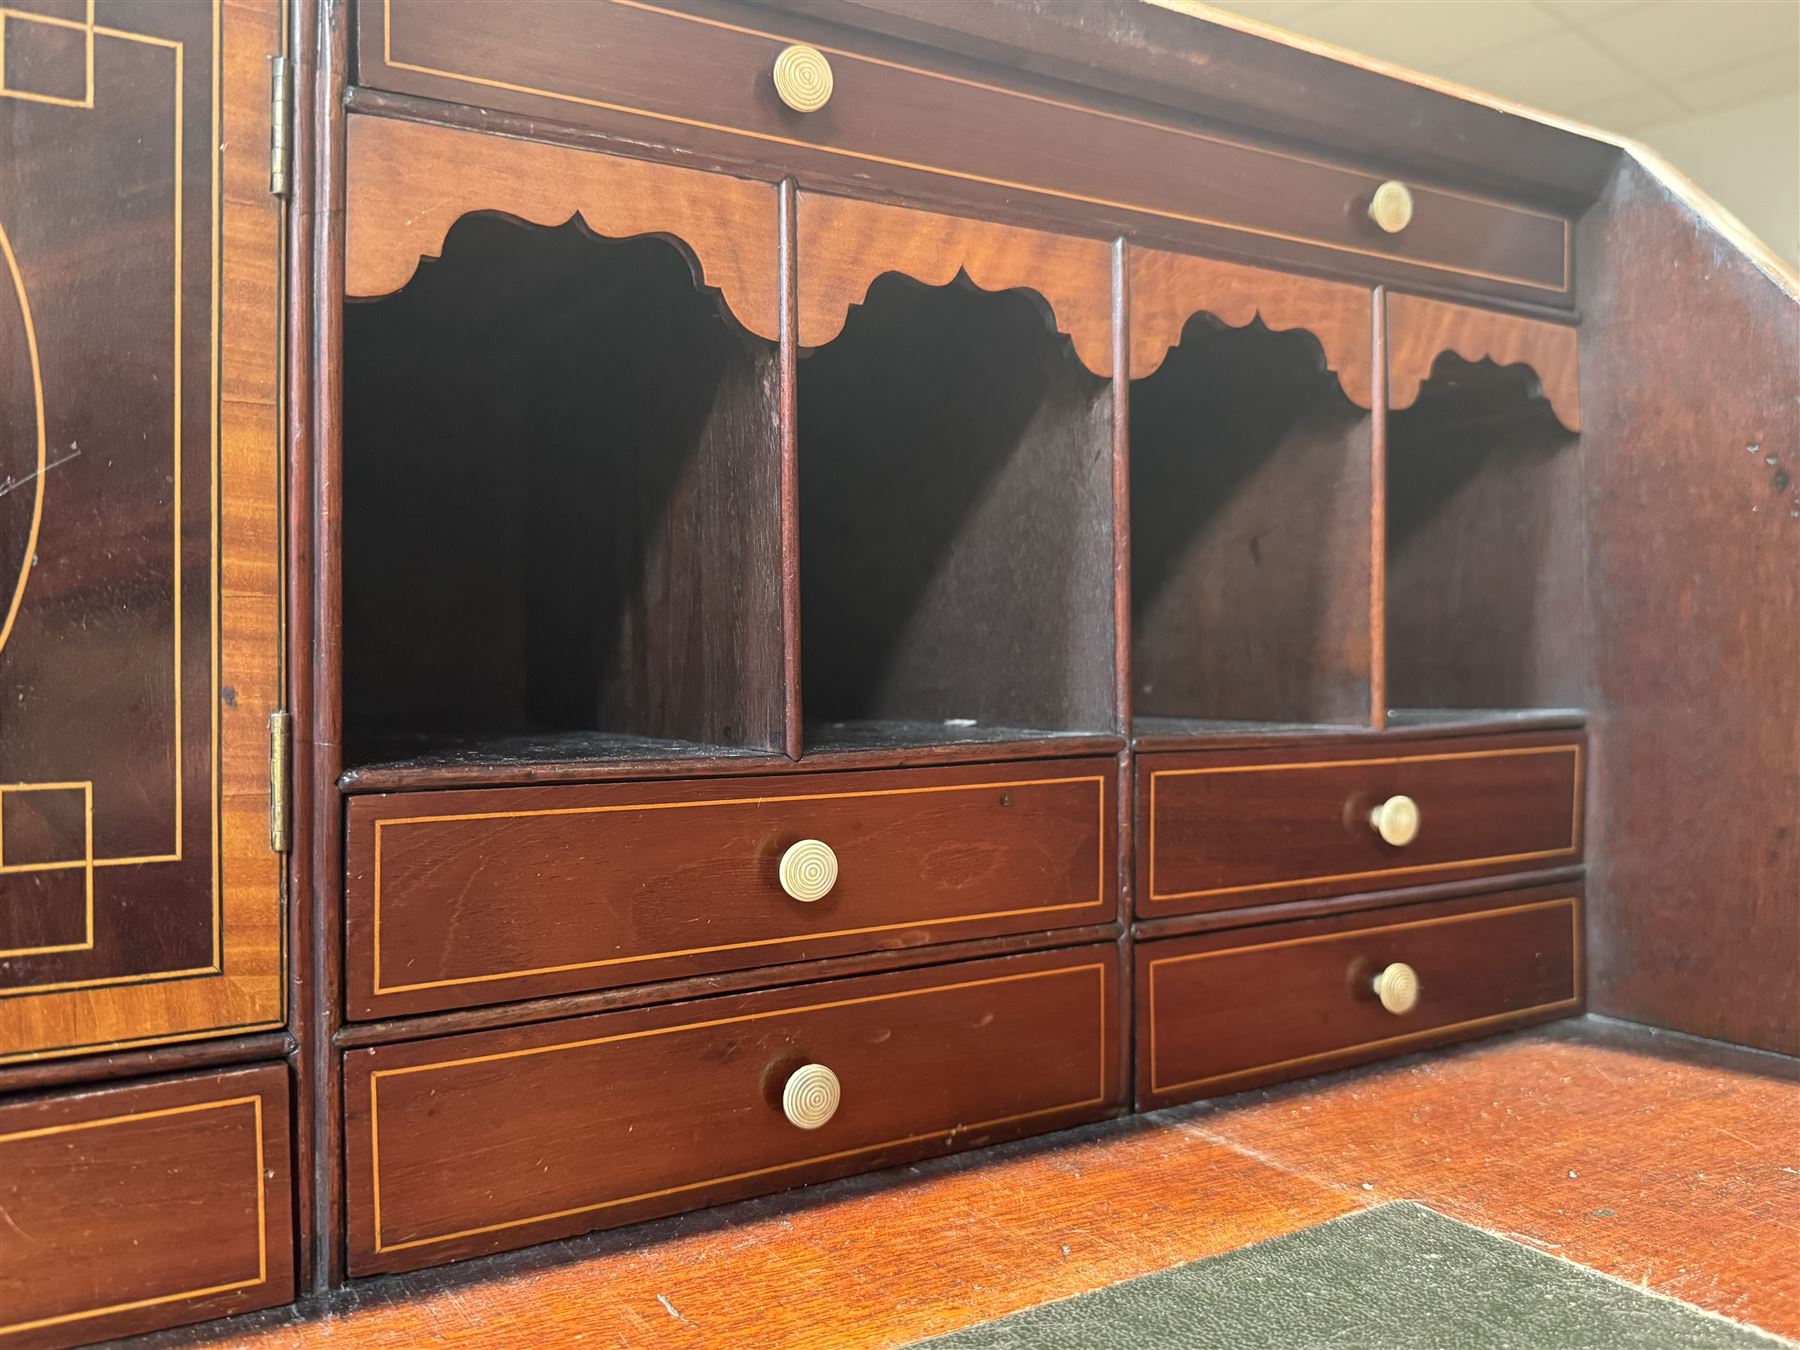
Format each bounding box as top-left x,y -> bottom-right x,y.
0,0 -> 285,1061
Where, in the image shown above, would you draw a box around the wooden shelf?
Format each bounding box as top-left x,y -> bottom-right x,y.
340,723 -> 1129,792
804,719 -> 1123,758
1133,709 -> 1585,753
338,731 -> 784,793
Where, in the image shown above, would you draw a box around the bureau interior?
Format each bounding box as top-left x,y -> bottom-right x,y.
797,274 -> 1117,749
1130,317 -> 1374,733
1386,356 -> 1586,715
340,213 -> 786,768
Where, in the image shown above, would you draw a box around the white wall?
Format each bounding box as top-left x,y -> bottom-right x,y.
1636,92 -> 1800,268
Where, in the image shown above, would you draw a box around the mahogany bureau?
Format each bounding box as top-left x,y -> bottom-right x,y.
0,1 -> 1792,1344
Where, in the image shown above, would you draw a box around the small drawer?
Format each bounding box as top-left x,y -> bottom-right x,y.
346,759 -> 1116,1018
344,944 -> 1122,1275
1138,734 -> 1582,917
358,0 -> 1571,307
1137,887 -> 1582,1108
0,1064 -> 295,1350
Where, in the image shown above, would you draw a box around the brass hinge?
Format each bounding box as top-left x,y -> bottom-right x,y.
269,54 -> 292,197
269,710 -> 293,853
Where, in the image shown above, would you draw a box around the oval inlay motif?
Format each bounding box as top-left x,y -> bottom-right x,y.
0,222 -> 47,656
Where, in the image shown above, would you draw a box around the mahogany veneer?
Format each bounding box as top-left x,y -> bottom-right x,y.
0,1064 -> 295,1350
356,0 -> 1573,308
3,0 -> 1794,1341
344,943 -> 1124,1275
345,758 -> 1118,1018
1137,733 -> 1582,916
1136,885 -> 1583,1107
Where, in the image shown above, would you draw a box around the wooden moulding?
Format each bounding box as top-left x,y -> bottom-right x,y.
1386,292 -> 1581,431
342,115 -> 782,341
1128,245 -> 1374,406
795,192 -> 1115,377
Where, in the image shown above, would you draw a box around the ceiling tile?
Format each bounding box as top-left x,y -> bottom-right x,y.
1561,84 -> 1686,133
1536,0 -> 1651,24
1674,47 -> 1800,114
1585,0 -> 1800,82
1207,0 -> 1339,24
1440,26 -> 1648,112
1278,0 -> 1562,72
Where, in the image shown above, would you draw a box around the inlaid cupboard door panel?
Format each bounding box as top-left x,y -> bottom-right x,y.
0,0 -> 284,1062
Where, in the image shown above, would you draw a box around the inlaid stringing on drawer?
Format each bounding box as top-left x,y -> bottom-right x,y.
1144,740 -> 1583,908
348,949 -> 1117,1272
1141,894 -> 1582,1103
0,1064 -> 293,1347
347,760 -> 1115,1017
360,0 -> 1572,301
0,1100 -> 269,1340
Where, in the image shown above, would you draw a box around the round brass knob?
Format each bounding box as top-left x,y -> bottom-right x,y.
1373,962 -> 1421,1015
772,44 -> 833,113
778,839 -> 838,902
781,1063 -> 841,1129
1369,180 -> 1414,234
1368,794 -> 1420,847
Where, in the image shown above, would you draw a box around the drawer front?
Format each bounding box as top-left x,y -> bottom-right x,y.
346,759 -> 1116,1018
1137,888 -> 1582,1108
345,944 -> 1122,1274
0,1064 -> 294,1349
357,0 -> 1571,307
1139,735 -> 1582,916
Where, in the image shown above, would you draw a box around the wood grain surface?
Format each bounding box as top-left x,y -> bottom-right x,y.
357,0 -> 1573,308
1129,319 -> 1374,728
343,944 -> 1124,1275
0,1062 -> 293,1349
754,0 -> 1616,203
343,115 -> 780,339
1128,245 -> 1373,400
1137,886 -> 1583,1106
213,1019 -> 1795,1347
1385,358 -> 1588,714
1386,292 -> 1580,430
340,210 -> 785,763
0,0 -> 284,1064
795,192 -> 1115,376
797,264 -> 1116,739
343,758 -> 1118,1018
1138,733 -> 1583,914
1577,157 -> 1800,1055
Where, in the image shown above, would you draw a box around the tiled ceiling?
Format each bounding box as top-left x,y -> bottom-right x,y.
1208,0 -> 1800,135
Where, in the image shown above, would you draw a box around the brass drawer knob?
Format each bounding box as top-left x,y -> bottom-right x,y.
1369,794 -> 1421,847
782,1063 -> 841,1129
773,44 -> 833,113
1373,962 -> 1421,1015
778,839 -> 839,902
1369,180 -> 1414,234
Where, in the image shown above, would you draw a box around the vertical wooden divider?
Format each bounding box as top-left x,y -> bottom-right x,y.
1111,239 -> 1132,740
311,0 -> 351,1294
286,0 -> 319,1294
778,179 -> 803,761
1111,238 -> 1133,918
1368,285 -> 1389,730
